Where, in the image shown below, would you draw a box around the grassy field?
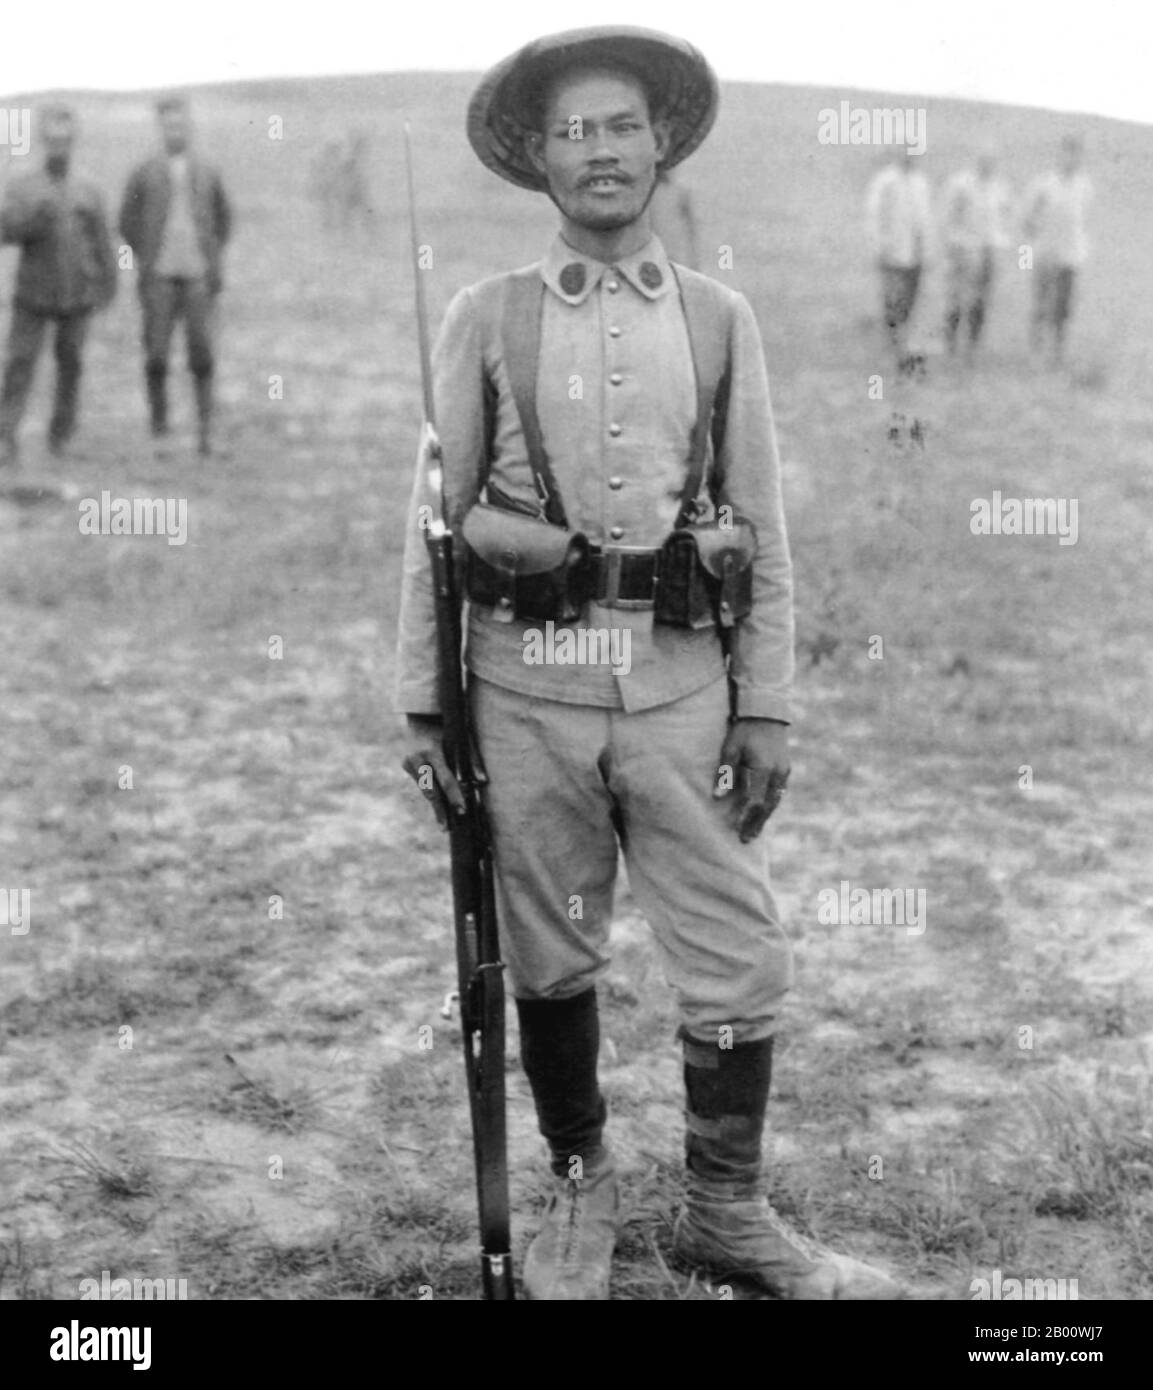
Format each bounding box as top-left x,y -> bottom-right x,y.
1,72 -> 1151,1303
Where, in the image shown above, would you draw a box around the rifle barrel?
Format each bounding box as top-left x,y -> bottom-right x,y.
403,121 -> 515,1303
402,121 -> 438,431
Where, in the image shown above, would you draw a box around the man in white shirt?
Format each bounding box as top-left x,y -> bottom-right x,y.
1022,136 -> 1092,363
941,152 -> 1012,358
864,148 -> 932,372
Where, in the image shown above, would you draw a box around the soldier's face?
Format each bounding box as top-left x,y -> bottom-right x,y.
160,108 -> 191,154
529,70 -> 669,232
42,117 -> 75,164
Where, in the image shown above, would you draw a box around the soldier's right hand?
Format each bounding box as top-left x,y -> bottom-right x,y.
4,198 -> 55,242
418,421 -> 442,472
402,714 -> 465,830
32,197 -> 59,233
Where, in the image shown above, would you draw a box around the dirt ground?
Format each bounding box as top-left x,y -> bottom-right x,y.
1,74 -> 1151,1302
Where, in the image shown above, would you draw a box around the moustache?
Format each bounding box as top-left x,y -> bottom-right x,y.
578,171 -> 633,188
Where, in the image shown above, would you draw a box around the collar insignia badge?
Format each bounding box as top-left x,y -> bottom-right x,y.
559,262 -> 587,295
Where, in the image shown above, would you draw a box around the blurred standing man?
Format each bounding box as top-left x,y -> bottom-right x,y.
119,96 -> 232,457
0,104 -> 116,469
309,139 -> 343,230
337,132 -> 377,234
648,166 -> 700,269
864,147 -> 932,372
1022,135 -> 1091,364
941,152 -> 1011,358
397,26 -> 902,1302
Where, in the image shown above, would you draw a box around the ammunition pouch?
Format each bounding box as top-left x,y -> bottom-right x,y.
461,503 -> 756,632
655,519 -> 757,630
462,502 -> 591,623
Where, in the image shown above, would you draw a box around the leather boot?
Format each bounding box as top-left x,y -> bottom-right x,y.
672,1034 -> 903,1300
146,365 -> 168,437
193,369 -> 213,457
521,1145 -> 619,1300
517,990 -> 619,1300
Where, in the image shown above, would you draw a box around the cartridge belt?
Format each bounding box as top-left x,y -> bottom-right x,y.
588,544 -> 662,609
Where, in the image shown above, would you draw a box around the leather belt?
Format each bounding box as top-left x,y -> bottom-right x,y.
588,544 -> 662,609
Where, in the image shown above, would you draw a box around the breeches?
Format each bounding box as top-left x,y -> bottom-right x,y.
0,304 -> 90,442
141,276 -> 217,375
1034,265 -> 1076,328
880,264 -> 921,330
471,676 -> 794,1044
946,247 -> 995,308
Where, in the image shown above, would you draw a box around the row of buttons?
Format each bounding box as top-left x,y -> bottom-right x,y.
550,261 -> 666,549
607,269 -> 625,539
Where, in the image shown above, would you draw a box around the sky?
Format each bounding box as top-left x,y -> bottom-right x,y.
3,0 -> 1150,126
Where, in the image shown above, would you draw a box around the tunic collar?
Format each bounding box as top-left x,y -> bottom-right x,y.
541,233 -> 676,306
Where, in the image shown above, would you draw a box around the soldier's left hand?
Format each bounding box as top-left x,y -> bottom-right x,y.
714,719 -> 790,842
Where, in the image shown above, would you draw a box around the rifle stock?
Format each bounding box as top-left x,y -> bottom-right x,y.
404,122 -> 515,1302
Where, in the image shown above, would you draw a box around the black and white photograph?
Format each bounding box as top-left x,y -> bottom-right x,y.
2,0 -> 1150,1341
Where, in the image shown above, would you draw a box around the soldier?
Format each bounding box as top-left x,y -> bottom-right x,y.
396,26 -> 902,1301
1022,135 -> 1092,364
0,104 -> 116,469
941,151 -> 1011,358
308,140 -> 344,230
337,132 -> 377,234
864,146 -> 932,372
119,96 -> 232,457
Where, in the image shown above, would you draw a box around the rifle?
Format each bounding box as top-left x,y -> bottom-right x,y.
402,122 -> 515,1301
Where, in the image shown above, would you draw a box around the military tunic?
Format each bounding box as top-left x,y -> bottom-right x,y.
394,234 -> 796,1040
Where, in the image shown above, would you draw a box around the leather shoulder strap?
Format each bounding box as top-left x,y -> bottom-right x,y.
496,266 -> 734,531
673,267 -> 735,526
500,270 -> 568,528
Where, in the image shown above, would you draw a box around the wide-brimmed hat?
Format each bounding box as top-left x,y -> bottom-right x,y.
467,26 -> 719,192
